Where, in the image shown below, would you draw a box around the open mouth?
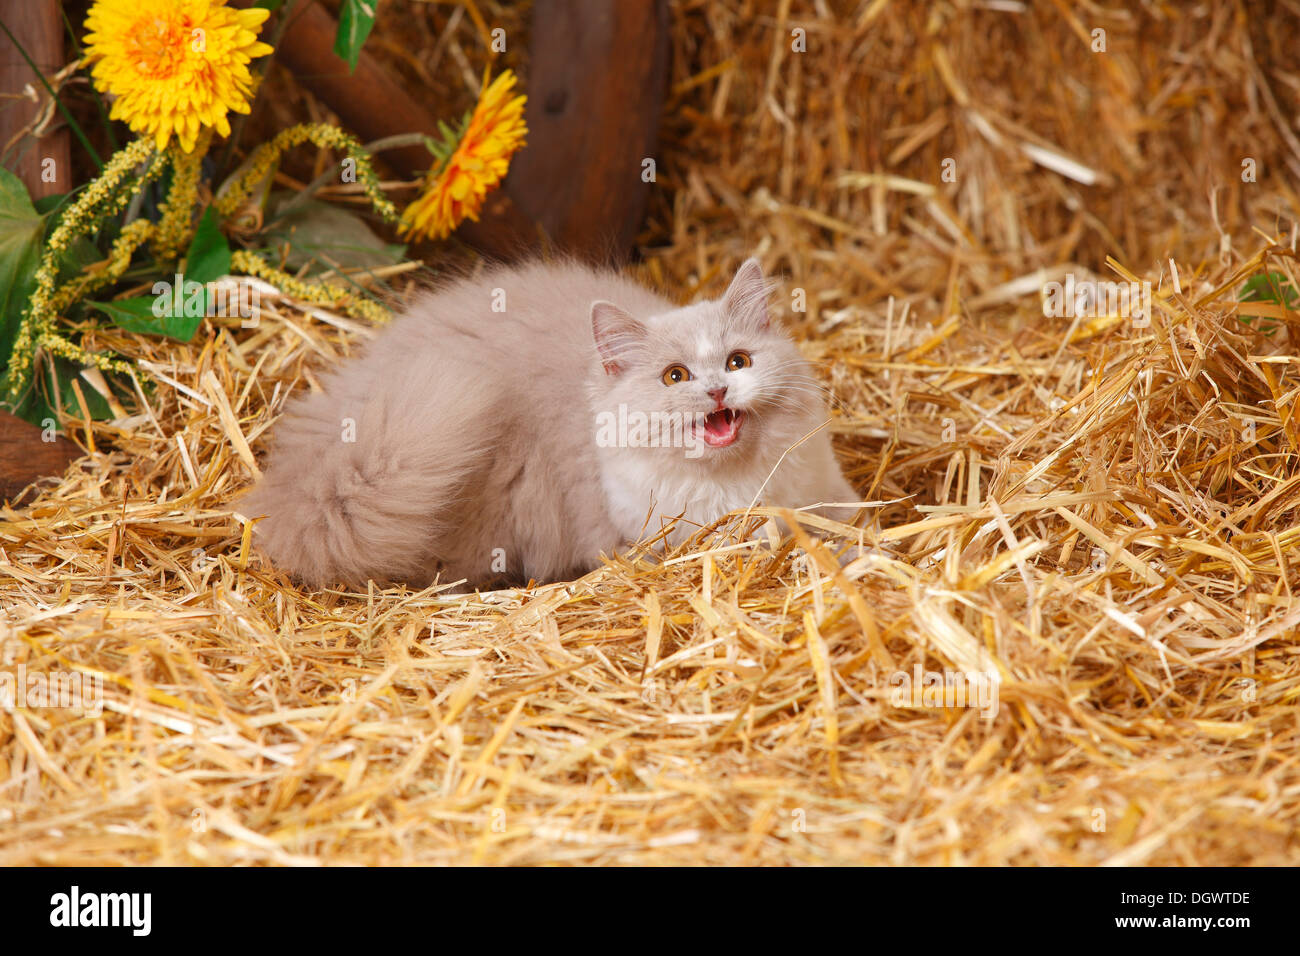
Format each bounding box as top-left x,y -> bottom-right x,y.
699,407 -> 745,447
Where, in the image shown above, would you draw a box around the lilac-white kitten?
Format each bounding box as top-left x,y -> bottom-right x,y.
242,258 -> 858,588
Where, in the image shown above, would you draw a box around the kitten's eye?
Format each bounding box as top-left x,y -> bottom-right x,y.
662,364 -> 692,385
726,351 -> 753,371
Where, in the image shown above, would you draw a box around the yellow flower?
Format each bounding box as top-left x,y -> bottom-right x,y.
400,70 -> 528,242
83,0 -> 273,152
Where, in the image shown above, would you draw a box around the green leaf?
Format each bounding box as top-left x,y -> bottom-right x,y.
334,0 -> 378,73
0,166 -> 44,371
253,0 -> 286,10
0,354 -> 113,428
185,207 -> 231,284
262,194 -> 405,274
58,235 -> 103,276
1238,271 -> 1294,337
1239,271 -> 1298,308
87,295 -> 205,342
33,191 -> 68,216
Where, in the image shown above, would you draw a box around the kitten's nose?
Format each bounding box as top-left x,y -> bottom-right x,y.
706,386 -> 728,406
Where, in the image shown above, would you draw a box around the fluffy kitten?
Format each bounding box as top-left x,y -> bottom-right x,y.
242,258 -> 858,589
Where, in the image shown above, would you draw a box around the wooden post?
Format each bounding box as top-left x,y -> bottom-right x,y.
0,0 -> 81,502
0,0 -> 71,199
509,0 -> 671,262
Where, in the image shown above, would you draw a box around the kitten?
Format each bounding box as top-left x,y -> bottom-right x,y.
241,258 -> 858,589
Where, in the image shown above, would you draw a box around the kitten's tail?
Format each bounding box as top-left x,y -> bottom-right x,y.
241,378 -> 493,589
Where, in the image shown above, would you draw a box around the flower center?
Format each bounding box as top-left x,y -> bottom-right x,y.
123,14 -> 192,80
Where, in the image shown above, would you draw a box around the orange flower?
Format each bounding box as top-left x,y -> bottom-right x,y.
400,71 -> 528,241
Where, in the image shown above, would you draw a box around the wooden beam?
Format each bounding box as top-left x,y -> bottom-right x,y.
0,0 -> 71,199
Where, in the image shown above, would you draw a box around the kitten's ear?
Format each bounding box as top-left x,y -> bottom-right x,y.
723,257 -> 772,329
591,301 -> 646,375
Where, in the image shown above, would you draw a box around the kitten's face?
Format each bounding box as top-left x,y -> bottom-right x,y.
591,259 -> 823,466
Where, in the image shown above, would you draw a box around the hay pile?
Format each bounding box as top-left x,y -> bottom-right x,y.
2,1 -> 1299,864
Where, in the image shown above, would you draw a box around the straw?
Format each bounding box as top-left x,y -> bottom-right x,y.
2,0 -> 1298,865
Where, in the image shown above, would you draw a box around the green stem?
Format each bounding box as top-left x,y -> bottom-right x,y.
273,132 -> 438,219
59,5 -> 117,153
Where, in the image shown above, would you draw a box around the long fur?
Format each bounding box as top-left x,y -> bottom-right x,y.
242,258 -> 857,589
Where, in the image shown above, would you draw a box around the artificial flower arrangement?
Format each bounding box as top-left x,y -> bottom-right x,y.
0,0 -> 526,429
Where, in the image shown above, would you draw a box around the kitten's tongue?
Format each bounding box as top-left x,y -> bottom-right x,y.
701,408 -> 743,447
